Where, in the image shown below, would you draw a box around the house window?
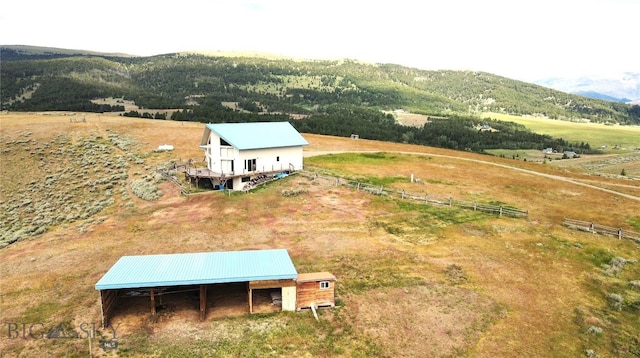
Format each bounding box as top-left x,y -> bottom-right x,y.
319,281 -> 330,289
276,156 -> 280,162
241,176 -> 251,183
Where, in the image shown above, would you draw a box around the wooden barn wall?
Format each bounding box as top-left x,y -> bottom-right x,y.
249,279 -> 295,289
296,281 -> 335,310
100,289 -> 119,328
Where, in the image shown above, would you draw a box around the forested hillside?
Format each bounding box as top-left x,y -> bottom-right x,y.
2,46 -> 639,154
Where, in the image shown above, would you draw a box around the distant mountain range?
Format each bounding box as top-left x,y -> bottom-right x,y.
1,45 -> 639,126
534,73 -> 640,104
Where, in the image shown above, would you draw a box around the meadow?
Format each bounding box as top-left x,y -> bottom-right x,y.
482,112 -> 640,151
1,112 -> 639,357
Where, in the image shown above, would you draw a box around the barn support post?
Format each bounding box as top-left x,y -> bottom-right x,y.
248,283 -> 253,314
150,288 -> 157,323
199,285 -> 207,321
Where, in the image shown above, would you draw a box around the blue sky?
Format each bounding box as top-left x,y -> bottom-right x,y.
1,0 -> 638,82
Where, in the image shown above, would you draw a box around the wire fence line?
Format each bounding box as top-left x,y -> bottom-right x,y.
563,218 -> 640,243
301,171 -> 529,218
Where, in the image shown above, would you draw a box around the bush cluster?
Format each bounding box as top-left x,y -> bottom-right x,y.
130,176 -> 163,201
281,188 -> 308,197
0,131 -> 145,248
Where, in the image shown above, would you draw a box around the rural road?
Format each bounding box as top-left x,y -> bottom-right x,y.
304,150 -> 640,202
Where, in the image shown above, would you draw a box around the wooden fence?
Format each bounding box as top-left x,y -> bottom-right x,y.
156,164 -> 190,196
302,172 -> 528,218
562,218 -> 640,243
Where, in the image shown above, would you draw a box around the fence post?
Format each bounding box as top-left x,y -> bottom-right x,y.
336,177 -> 339,186
425,194 -> 428,203
499,206 -> 503,217
449,197 -> 453,207
356,183 -> 360,191
618,229 -> 622,240
379,185 -> 383,194
473,202 -> 477,211
402,190 -> 405,199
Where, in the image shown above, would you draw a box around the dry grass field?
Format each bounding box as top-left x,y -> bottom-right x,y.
1,112 -> 639,357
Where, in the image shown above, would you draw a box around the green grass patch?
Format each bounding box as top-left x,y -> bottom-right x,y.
118,311 -> 384,357
21,302 -> 64,323
627,217 -> 640,231
483,112 -> 640,151
306,152 -> 399,167
576,244 -> 640,357
329,254 -> 426,294
396,199 -> 488,224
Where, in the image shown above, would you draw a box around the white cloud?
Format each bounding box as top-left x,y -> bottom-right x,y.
1,0 -> 637,81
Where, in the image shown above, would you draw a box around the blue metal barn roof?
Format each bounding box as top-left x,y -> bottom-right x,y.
95,249 -> 297,290
201,122 -> 308,150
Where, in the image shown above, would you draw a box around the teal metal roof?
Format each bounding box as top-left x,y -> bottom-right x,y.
95,249 -> 297,290
201,122 -> 308,150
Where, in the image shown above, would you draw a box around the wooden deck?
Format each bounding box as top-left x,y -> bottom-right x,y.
185,167 -> 225,179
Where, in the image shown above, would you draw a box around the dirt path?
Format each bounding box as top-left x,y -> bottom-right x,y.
304,150 -> 640,202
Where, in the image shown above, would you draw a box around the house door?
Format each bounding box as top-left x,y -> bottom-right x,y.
245,159 -> 257,172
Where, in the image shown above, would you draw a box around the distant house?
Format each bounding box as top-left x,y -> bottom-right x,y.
542,148 -> 554,154
189,122 -> 308,190
476,124 -> 498,132
563,151 -> 578,158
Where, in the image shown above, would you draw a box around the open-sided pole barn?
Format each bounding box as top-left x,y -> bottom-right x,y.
95,249 -> 298,328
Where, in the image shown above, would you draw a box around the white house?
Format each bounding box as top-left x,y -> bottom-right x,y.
196,122 -> 308,190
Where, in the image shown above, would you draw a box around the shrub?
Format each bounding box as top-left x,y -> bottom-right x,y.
603,257 -> 627,277
281,188 -> 308,197
444,264 -> 467,284
607,293 -> 624,311
130,179 -> 162,201
587,326 -> 603,335
586,349 -> 601,358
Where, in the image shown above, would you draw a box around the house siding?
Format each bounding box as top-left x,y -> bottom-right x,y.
204,134 -> 303,176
